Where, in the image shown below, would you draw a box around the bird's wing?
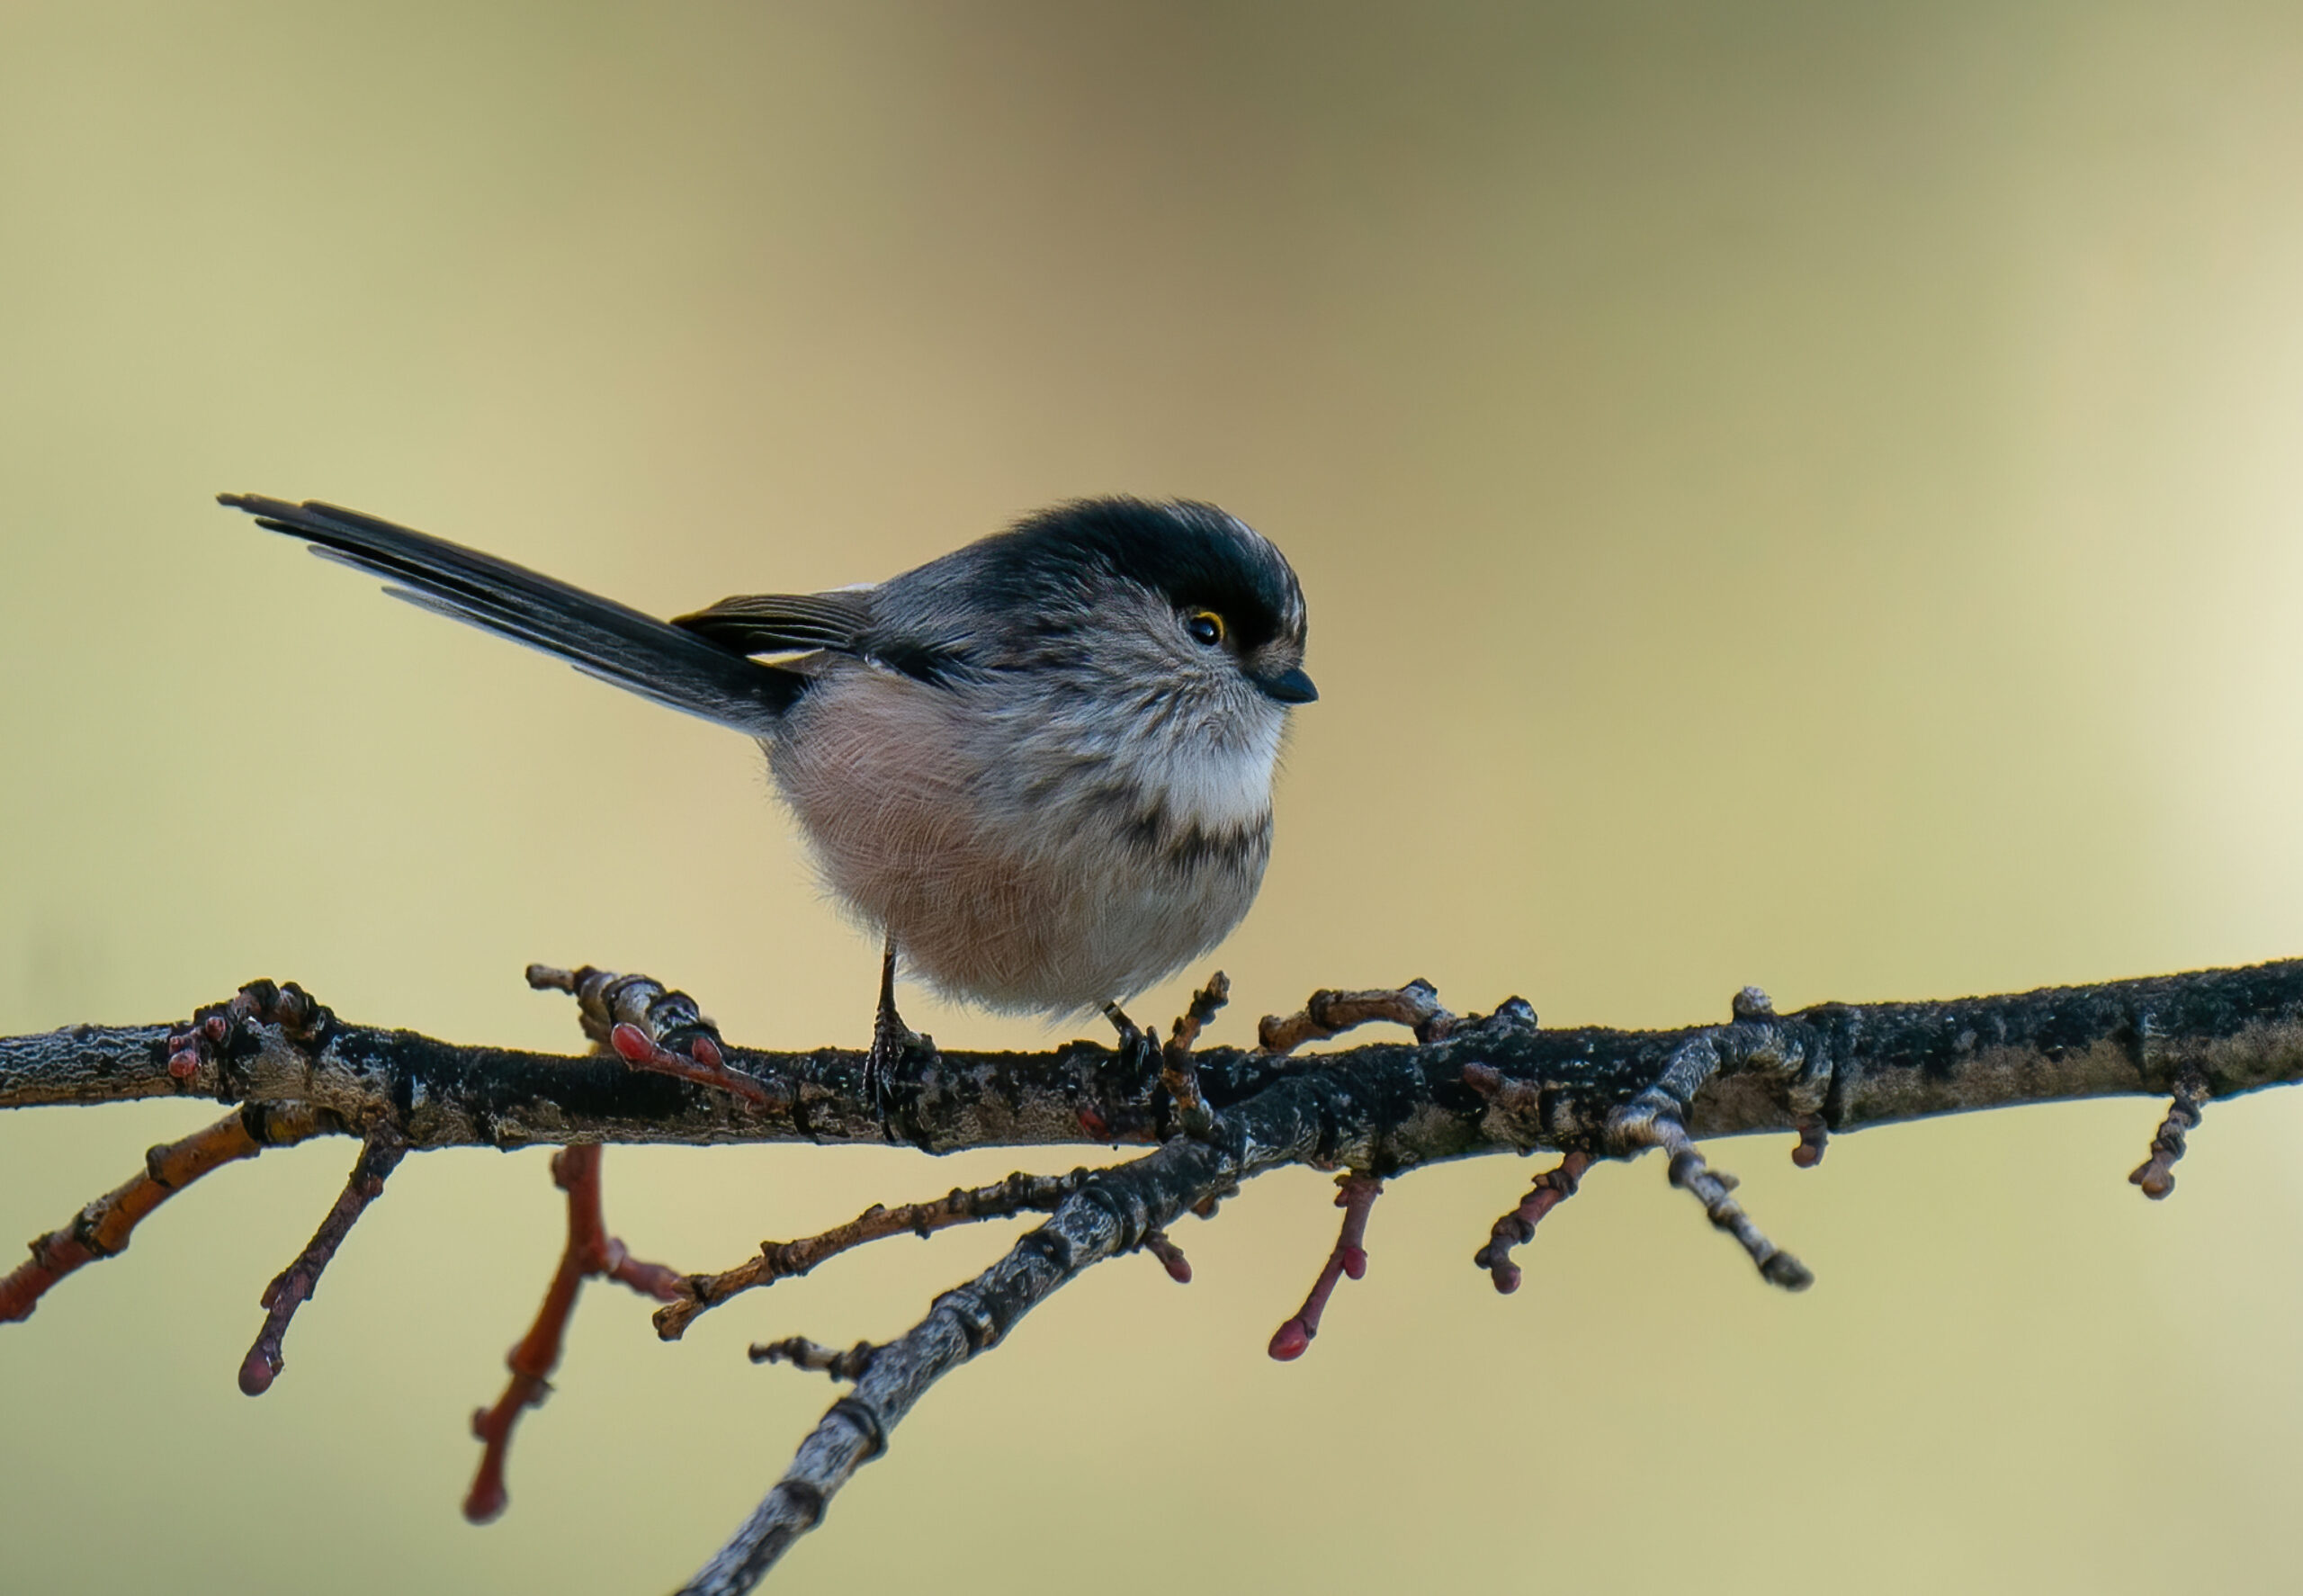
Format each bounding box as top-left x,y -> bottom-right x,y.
673,591 -> 877,655
220,493 -> 808,734
682,584 -> 980,688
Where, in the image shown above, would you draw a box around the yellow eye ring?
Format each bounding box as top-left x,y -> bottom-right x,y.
1185,610 -> 1225,647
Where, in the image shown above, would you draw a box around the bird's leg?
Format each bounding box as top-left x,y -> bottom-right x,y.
862,936 -> 919,1121
1098,1000 -> 1162,1078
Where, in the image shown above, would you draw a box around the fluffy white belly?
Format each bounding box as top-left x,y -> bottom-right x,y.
767,668 -> 1277,1014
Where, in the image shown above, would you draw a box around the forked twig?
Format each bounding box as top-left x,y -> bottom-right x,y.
1,1104 -> 329,1324
464,1144 -> 683,1523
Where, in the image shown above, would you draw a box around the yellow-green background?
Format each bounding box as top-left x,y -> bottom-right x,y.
6,4 -> 2303,1591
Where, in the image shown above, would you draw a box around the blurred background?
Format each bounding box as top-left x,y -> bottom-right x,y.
6,3 -> 2303,1591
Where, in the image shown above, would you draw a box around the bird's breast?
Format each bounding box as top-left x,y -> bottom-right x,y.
766,668 -> 1277,1014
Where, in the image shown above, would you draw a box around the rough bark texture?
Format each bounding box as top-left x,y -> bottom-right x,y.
14,962 -> 2301,1153
9,956 -> 2303,1591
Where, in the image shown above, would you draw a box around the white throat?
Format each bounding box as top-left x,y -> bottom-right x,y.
1125,701 -> 1285,830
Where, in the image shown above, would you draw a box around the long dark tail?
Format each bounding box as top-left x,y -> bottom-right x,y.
220,494 -> 805,732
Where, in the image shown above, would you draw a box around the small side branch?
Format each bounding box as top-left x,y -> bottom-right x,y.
609,1023 -> 781,1107
1141,1227 -> 1192,1283
529,964 -> 784,1107
1791,1115 -> 1829,1169
1268,1172 -> 1383,1360
464,1144 -> 683,1525
656,1168 -> 1102,1340
1160,972 -> 1230,1138
1473,1151 -> 1592,1294
2130,1067 -> 2210,1199
239,1121 -> 409,1394
678,1071 -> 1316,1593
1,1104 -> 328,1324
1259,980 -> 1456,1055
749,1337 -> 878,1382
1614,1104 -> 1812,1290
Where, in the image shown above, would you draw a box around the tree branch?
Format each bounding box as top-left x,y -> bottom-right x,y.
8,955 -> 2303,1589
16,961 -> 2297,1152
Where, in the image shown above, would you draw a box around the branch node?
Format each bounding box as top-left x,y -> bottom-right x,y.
1190,1182 -> 1239,1222
1142,1227 -> 1192,1284
749,1337 -> 880,1382
1791,1114 -> 1829,1169
1461,1061 -> 1544,1115
159,979 -> 336,1084
2130,1067 -> 2209,1199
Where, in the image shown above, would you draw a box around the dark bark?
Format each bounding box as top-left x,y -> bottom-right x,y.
8,962 -> 2299,1158
8,956 -> 2303,1592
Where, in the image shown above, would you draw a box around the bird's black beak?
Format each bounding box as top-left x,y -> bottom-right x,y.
1254,665 -> 1318,704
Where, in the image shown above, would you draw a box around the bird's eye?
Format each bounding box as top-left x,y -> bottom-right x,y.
1185,609 -> 1225,647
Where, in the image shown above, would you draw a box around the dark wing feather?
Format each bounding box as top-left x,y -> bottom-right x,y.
673,591 -> 875,656
220,493 -> 806,733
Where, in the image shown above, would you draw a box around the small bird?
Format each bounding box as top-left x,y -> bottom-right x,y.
219,493 -> 1315,1107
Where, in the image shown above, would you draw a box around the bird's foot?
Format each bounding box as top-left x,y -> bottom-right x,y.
863,1001 -> 922,1122
862,940 -> 933,1131
1098,1000 -> 1153,1061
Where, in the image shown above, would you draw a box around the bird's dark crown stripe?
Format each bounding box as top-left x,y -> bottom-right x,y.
980,498 -> 1304,653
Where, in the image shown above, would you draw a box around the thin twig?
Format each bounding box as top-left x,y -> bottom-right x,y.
1160,972 -> 1230,1137
1612,1104 -> 1812,1290
464,1144 -> 683,1524
655,1168 -> 1102,1340
749,1337 -> 878,1381
1258,979 -> 1456,1055
239,1121 -> 409,1394
1,1104 -> 330,1323
1472,1151 -> 1593,1293
1268,1172 -> 1383,1360
2130,1066 -> 2210,1199
677,1087 -> 1312,1595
